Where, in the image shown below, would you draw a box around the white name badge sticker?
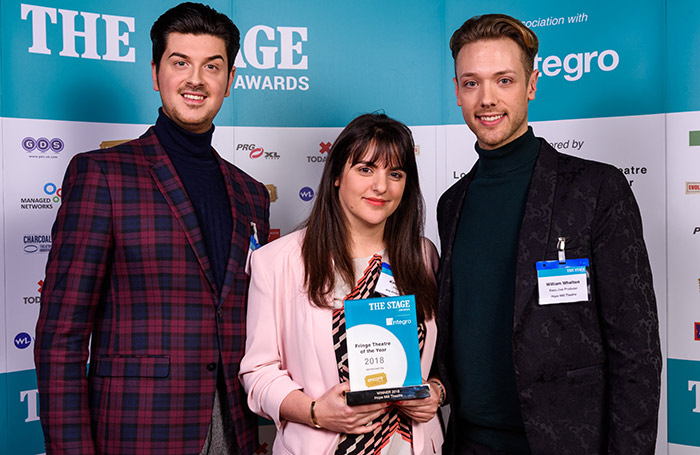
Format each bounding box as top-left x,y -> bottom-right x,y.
536,258 -> 590,305
374,262 -> 399,297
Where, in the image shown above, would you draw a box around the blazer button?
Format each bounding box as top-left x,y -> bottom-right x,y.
217,307 -> 223,321
207,362 -> 217,371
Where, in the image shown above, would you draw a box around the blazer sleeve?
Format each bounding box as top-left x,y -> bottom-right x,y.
239,247 -> 304,429
34,154 -> 113,454
591,168 -> 662,454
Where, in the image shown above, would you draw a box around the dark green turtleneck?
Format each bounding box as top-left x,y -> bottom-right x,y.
451,127 -> 539,454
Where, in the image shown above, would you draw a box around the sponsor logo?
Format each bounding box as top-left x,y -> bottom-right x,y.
237,143 -> 280,160
299,186 -> 314,202
535,49 -> 620,82
364,372 -> 387,387
21,5 -> 135,62
265,184 -> 278,203
23,234 -> 52,254
269,229 -> 281,242
385,317 -> 411,326
687,182 -> 700,194
14,332 -> 32,349
233,25 -> 310,91
23,280 -> 43,305
238,143 -> 264,159
23,136 -> 63,158
696,323 -> 700,341
307,141 -> 332,163
20,183 -> 61,210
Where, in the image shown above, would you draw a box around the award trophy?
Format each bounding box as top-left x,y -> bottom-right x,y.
343,264 -> 430,405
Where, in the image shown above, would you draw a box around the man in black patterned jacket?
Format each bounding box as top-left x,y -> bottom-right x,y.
434,13 -> 661,455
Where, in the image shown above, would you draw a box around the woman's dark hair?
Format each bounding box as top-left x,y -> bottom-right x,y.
301,113 -> 436,322
151,2 -> 240,73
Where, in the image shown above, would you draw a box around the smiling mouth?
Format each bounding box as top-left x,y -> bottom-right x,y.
478,114 -> 504,122
365,198 -> 387,207
182,93 -> 206,101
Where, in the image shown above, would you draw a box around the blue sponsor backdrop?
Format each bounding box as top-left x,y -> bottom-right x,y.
1,1 -> 698,454
2,0 -> 669,128
4,371 -> 42,455
2,0 -> 443,127
230,0 -> 444,127
443,0 -> 665,124
0,375 -> 6,455
1,0 -> 229,126
668,359 -> 700,447
666,0 -> 700,113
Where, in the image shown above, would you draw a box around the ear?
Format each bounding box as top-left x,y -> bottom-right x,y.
152,61 -> 160,92
224,66 -> 236,97
453,77 -> 462,107
527,69 -> 538,101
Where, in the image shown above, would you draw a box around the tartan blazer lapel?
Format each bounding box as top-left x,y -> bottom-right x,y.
216,154 -> 250,303
513,140 -> 557,328
144,131 -> 218,294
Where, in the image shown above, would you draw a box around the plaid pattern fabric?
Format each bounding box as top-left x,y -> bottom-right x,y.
333,256 -> 426,455
34,128 -> 269,455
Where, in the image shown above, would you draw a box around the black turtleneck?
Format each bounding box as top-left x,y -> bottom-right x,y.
451,127 -> 539,454
153,109 -> 232,292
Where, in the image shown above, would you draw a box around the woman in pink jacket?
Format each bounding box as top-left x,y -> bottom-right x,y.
240,113 -> 445,454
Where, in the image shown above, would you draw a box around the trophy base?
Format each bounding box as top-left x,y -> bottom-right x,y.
346,384 -> 430,406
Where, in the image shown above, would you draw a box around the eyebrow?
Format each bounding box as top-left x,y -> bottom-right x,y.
167,52 -> 225,63
459,69 -> 518,78
356,160 -> 404,171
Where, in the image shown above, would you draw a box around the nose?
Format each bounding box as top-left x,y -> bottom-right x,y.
479,82 -> 496,107
372,171 -> 388,194
187,66 -> 204,87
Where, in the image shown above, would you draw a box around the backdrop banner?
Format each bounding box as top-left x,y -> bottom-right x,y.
1,1 -> 697,454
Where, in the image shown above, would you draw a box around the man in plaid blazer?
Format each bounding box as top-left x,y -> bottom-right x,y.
34,3 -> 269,454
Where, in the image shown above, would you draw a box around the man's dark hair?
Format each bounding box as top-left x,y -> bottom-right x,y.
450,13 -> 538,76
151,2 -> 240,73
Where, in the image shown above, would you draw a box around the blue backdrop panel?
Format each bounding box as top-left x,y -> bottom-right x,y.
4,371 -> 40,455
231,0 -> 444,127
3,0 -> 444,128
2,0 -> 231,125
443,0 -> 665,124
666,0 -> 700,113
668,359 -> 700,447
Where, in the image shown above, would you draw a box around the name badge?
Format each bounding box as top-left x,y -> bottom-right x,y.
536,258 -> 590,305
244,222 -> 261,275
374,262 -> 399,297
